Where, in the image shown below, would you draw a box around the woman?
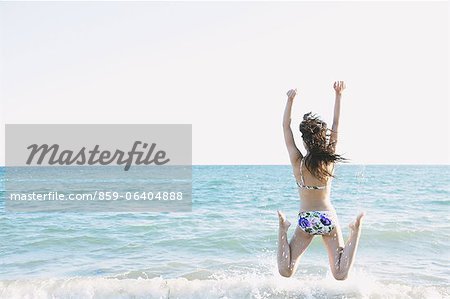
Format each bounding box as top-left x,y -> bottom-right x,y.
277,81 -> 365,280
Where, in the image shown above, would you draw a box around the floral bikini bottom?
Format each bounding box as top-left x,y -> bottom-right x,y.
298,210 -> 337,235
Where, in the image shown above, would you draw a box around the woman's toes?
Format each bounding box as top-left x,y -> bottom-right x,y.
277,210 -> 291,230
277,210 -> 285,220
356,212 -> 366,226
349,212 -> 366,231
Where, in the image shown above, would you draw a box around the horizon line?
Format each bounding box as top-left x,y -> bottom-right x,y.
0,163 -> 449,167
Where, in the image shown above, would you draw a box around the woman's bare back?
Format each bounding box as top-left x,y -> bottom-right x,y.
293,159 -> 335,211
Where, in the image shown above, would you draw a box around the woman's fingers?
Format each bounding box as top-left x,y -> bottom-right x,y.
287,90 -> 292,98
333,81 -> 346,91
287,88 -> 297,98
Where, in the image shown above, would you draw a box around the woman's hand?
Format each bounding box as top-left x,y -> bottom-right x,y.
286,88 -> 297,101
333,81 -> 346,95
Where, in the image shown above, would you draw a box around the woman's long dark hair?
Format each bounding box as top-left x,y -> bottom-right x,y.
299,112 -> 348,181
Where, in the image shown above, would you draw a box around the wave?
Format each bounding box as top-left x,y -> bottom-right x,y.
0,271 -> 448,299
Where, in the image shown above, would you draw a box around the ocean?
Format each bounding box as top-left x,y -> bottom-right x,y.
0,165 -> 449,298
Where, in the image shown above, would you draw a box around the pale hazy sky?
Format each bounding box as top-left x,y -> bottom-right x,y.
0,1 -> 448,165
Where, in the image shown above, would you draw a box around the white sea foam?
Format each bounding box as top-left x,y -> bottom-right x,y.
0,270 -> 448,299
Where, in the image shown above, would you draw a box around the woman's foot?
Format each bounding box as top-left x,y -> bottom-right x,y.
349,212 -> 365,233
277,210 -> 291,232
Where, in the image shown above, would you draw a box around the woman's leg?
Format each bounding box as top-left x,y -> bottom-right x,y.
321,212 -> 365,280
277,211 -> 314,277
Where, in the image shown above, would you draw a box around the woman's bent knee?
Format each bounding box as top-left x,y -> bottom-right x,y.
278,268 -> 293,278
333,271 -> 348,281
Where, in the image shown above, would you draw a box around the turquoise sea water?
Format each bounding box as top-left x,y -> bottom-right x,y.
0,165 -> 449,298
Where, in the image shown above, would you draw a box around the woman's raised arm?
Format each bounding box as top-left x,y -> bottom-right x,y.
329,81 -> 346,153
283,89 -> 303,165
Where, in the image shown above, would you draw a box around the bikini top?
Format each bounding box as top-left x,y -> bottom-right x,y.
296,157 -> 332,190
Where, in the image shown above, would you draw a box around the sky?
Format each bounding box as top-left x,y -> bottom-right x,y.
0,1 -> 448,165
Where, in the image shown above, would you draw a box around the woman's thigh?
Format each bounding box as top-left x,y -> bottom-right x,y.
290,225 -> 315,263
321,223 -> 345,275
